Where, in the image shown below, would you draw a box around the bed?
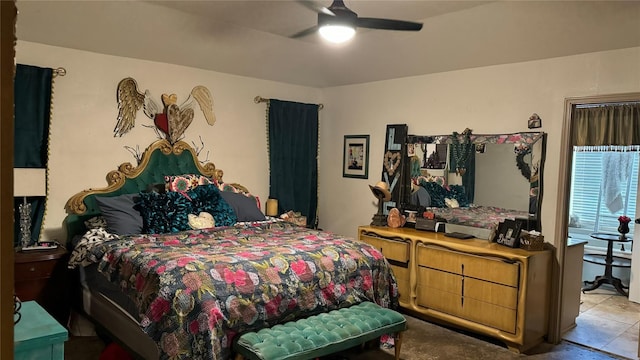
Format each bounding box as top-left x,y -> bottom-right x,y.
64,139 -> 399,360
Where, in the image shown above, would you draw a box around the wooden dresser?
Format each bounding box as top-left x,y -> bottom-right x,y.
358,225 -> 552,353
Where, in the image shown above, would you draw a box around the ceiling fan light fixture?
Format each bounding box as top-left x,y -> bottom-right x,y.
319,24 -> 355,43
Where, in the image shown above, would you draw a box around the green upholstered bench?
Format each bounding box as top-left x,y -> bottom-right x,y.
233,302 -> 407,360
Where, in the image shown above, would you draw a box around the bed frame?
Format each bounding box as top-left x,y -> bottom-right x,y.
64,139 -> 229,359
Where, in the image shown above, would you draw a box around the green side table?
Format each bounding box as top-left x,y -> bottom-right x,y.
14,301 -> 68,360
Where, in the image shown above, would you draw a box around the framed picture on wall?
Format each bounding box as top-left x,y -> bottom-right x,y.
343,135 -> 370,179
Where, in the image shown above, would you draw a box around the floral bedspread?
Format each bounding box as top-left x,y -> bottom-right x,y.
431,205 -> 530,231
88,221 -> 399,360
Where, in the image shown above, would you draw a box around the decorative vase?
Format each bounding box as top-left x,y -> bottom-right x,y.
618,220 -> 630,239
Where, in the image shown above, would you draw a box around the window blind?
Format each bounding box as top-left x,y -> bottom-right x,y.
568,149 -> 638,249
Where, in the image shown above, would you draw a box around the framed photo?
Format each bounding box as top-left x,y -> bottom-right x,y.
343,135 -> 370,179
494,219 -> 522,248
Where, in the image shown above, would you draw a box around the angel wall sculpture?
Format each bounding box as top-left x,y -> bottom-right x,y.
114,77 -> 216,143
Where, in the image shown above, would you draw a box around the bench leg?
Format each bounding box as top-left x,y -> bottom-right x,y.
394,332 -> 404,360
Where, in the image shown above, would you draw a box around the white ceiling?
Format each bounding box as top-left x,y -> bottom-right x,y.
15,0 -> 640,88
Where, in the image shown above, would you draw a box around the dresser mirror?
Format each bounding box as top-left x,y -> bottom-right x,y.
405,131 -> 546,232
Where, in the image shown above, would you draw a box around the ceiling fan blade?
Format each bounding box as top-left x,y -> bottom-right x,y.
357,17 -> 423,31
296,0 -> 335,16
290,25 -> 319,39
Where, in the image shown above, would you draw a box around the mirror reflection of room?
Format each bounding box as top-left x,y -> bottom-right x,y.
406,132 -> 545,238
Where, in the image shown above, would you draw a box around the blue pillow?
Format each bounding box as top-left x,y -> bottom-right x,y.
187,185 -> 237,226
220,191 -> 266,222
95,194 -> 143,235
419,181 -> 447,208
447,185 -> 469,207
139,185 -> 237,234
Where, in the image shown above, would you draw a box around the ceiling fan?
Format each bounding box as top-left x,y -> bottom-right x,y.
292,0 -> 423,43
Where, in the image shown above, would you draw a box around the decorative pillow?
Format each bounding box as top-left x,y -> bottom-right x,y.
164,174 -> 215,195
419,180 -> 470,208
95,194 -> 144,235
444,198 -> 460,208
417,174 -> 446,187
188,212 -> 215,229
84,216 -> 107,230
447,185 -> 469,207
188,185 -> 237,226
220,190 -> 266,222
419,181 -> 447,208
68,227 -> 119,269
138,184 -> 237,234
217,182 -> 261,210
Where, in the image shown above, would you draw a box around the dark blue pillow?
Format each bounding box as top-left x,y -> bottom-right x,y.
138,185 -> 237,234
220,191 -> 266,222
447,185 -> 469,207
138,191 -> 189,234
95,194 -> 144,235
419,181 -> 447,208
187,185 -> 237,226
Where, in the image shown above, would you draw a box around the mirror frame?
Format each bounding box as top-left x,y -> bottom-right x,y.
405,131 -> 547,232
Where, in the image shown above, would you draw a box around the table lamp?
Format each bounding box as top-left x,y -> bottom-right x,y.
14,168 -> 47,249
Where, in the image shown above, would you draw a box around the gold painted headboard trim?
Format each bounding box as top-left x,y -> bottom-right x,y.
65,139 -> 222,215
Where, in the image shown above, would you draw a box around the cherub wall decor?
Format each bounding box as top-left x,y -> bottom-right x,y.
114,77 -> 216,143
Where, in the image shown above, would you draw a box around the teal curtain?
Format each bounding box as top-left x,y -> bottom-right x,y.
14,64 -> 52,246
268,99 -> 319,228
462,151 -> 475,202
448,144 -> 475,203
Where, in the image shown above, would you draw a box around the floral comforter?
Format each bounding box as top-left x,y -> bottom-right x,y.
87,221 -> 399,359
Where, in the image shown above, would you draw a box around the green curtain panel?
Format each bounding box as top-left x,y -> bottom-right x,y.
449,143 -> 476,203
572,104 -> 640,146
268,99 -> 319,228
14,64 -> 52,246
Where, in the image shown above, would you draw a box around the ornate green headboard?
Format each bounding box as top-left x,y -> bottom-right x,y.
63,139 -> 222,246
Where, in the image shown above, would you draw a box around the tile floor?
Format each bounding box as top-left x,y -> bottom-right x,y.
563,287 -> 640,360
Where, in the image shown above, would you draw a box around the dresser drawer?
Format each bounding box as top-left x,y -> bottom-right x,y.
417,283 -> 461,315
417,244 -> 519,287
15,260 -> 58,281
465,277 -> 517,309
359,232 -> 410,264
418,266 -> 461,294
461,296 -> 517,334
417,268 -> 517,333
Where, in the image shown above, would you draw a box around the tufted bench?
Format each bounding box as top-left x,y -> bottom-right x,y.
233,302 -> 407,360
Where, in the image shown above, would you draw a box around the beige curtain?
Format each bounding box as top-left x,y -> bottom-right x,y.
572,104 -> 640,146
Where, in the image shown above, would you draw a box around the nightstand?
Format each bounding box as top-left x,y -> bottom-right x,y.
14,246 -> 70,326
14,300 -> 68,360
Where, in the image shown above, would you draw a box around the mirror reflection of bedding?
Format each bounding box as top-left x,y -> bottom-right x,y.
64,140 -> 399,360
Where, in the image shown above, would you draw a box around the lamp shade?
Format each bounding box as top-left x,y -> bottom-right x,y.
14,168 -> 47,197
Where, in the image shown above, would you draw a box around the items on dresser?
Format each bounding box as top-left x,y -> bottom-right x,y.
358,225 -> 551,353
14,246 -> 70,326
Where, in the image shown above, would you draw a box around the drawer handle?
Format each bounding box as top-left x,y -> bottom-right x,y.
29,267 -> 36,272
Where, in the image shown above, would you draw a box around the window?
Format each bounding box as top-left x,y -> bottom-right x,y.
568,148 -> 638,252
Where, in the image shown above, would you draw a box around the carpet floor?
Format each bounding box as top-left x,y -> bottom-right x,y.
65,314 -> 628,360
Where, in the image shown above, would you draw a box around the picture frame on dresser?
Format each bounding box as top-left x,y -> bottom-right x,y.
343,135 -> 370,179
494,219 -> 522,248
